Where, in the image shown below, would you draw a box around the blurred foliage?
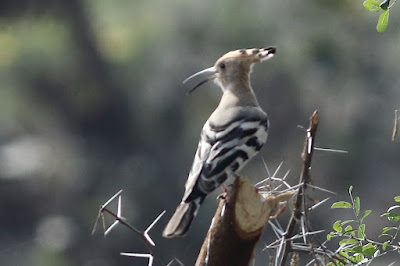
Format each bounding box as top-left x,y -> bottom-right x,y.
327,187 -> 400,265
363,0 -> 396,32
0,0 -> 399,265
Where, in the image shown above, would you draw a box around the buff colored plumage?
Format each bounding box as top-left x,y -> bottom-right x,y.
163,47 -> 276,238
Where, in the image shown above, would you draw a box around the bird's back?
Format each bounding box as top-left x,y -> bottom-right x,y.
183,104 -> 268,203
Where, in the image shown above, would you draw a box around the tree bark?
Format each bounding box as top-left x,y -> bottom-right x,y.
195,177 -> 292,266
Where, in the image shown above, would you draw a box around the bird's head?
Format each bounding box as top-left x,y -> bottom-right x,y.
184,47 -> 276,94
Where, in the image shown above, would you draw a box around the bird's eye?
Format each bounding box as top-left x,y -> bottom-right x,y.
219,63 -> 226,69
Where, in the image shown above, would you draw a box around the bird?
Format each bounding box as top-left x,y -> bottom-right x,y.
162,47 -> 276,238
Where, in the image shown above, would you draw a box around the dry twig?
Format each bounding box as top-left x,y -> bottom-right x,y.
277,110 -> 319,265
92,190 -> 166,265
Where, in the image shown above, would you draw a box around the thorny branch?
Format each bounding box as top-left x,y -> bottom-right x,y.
92,190 -> 166,266
195,176 -> 294,266
278,110 -> 319,265
270,110 -> 349,265
92,111 -> 353,266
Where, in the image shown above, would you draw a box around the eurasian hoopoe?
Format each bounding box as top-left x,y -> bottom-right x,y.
163,47 -> 276,238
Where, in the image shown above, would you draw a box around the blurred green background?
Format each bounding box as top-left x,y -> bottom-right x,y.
0,0 -> 399,265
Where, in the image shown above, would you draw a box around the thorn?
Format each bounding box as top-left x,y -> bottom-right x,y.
261,156 -> 271,177
275,237 -> 286,265
307,197 -> 330,211
300,215 -> 307,244
167,258 -> 185,266
101,212 -> 106,233
297,125 -> 306,131
101,190 -> 123,210
143,233 -> 155,247
220,202 -> 226,217
92,190 -> 123,235
91,210 -> 102,235
314,147 -> 348,153
279,183 -> 302,193
307,229 -> 325,235
144,210 -> 166,246
268,220 -> 284,238
307,135 -> 313,154
121,253 -> 154,266
282,169 -> 290,180
304,258 -> 316,266
105,220 -> 120,236
272,161 -> 284,179
307,184 -> 336,195
145,210 -> 166,234
392,109 -> 398,141
117,195 -> 122,217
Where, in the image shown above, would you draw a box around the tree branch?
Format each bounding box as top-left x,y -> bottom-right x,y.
278,110 -> 319,266
195,177 -> 293,266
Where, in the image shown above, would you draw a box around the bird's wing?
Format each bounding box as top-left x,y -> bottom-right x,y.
182,107 -> 268,202
182,120 -> 215,202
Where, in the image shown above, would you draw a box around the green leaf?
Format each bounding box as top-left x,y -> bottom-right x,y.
394,196 -> 400,202
345,225 -> 353,232
341,219 -> 356,225
327,231 -> 337,241
332,201 -> 352,209
363,0 -> 382,12
380,0 -> 390,10
339,238 -> 359,245
339,250 -> 350,258
350,253 -> 365,263
382,212 -> 400,222
333,220 -> 343,232
352,246 -> 363,253
362,243 -> 376,257
382,240 -> 390,251
381,226 -> 397,234
354,197 -> 360,216
377,9 -> 390,33
361,210 -> 372,223
358,224 -> 366,239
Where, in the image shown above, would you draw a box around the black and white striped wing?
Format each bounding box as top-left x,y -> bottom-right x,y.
183,108 -> 268,202
182,123 -> 214,202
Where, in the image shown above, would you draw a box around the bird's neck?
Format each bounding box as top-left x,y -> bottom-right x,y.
218,79 -> 259,108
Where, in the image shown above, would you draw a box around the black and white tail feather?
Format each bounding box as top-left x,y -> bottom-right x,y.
163,47 -> 276,238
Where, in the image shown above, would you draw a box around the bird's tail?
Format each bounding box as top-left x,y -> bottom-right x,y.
162,197 -> 204,238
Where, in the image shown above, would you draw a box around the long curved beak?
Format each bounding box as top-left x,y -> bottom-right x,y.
183,66 -> 217,94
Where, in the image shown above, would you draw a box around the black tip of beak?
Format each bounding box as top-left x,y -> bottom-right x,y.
265,47 -> 277,54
